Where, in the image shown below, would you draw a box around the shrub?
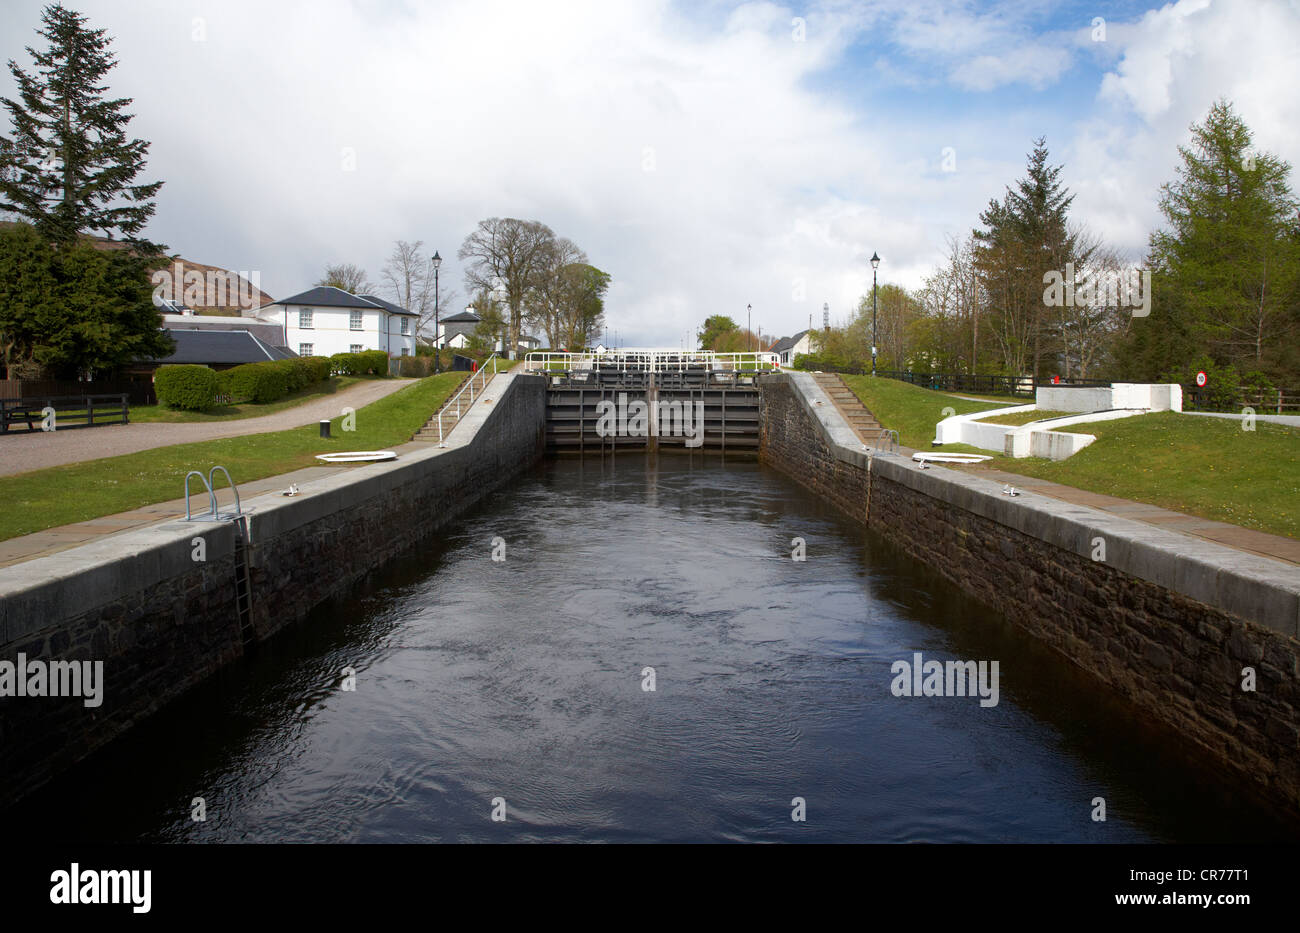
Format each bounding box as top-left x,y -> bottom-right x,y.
155,364 -> 219,410
362,349 -> 390,375
398,355 -> 433,377
330,352 -> 364,375
223,361 -> 288,403
305,356 -> 332,383
270,357 -> 311,392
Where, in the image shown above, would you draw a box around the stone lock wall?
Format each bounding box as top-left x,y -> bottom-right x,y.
760,372 -> 1300,814
0,373 -> 547,805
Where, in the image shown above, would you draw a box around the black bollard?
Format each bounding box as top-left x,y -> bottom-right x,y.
320,419 -> 331,439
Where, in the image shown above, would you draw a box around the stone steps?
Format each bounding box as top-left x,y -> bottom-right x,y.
410,371 -> 486,443
810,373 -> 887,444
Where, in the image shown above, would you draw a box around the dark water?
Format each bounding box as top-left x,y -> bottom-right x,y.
10,455 -> 1291,842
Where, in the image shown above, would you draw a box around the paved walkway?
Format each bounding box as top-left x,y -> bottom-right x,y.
891,440 -> 1299,566
0,378 -> 416,478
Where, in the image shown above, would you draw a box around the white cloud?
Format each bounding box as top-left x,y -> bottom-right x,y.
1072,0 -> 1300,260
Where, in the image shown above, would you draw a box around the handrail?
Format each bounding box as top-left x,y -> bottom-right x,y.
524,349 -> 779,374
876,428 -> 899,454
184,471 -> 214,521
437,353 -> 499,444
208,465 -> 242,519
183,465 -> 242,520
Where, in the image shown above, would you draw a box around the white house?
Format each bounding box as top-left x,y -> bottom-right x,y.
770,329 -> 815,366
255,286 -> 418,359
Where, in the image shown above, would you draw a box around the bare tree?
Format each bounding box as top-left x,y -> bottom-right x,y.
316,262 -> 370,294
380,240 -> 457,344
526,236 -> 587,347
458,218 -> 555,351
1057,227 -> 1129,378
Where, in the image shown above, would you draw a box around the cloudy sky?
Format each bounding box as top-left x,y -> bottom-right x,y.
2,0 -> 1298,346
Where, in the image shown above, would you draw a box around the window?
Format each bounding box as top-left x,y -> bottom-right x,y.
400,317 -> 409,335
401,348 -> 410,357
299,343 -> 313,357
350,311 -> 363,330
298,308 -> 313,329
350,344 -> 363,354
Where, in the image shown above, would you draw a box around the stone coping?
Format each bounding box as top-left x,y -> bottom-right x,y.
773,372 -> 1300,638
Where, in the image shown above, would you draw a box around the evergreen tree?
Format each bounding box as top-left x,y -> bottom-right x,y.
0,4 -> 163,248
0,221 -> 172,378
972,138 -> 1087,377
1120,99 -> 1299,383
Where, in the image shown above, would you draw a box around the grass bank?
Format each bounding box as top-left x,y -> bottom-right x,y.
837,374 -> 1300,539
0,371 -> 467,542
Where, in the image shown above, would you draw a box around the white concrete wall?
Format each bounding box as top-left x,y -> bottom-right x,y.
934,405 -> 1033,446
1035,383 -> 1183,412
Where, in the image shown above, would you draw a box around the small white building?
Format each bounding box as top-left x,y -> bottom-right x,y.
255,286 -> 418,359
770,329 -> 815,366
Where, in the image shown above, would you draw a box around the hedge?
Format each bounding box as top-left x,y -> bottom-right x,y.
218,355 -> 333,405
221,362 -> 287,404
155,365 -> 220,411
329,350 -> 390,376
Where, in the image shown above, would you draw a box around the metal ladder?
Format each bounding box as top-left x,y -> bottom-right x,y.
876,428 -> 899,454
232,515 -> 255,648
182,467 -> 255,648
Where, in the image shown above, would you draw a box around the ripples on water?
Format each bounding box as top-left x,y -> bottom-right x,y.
9,455 -> 1289,842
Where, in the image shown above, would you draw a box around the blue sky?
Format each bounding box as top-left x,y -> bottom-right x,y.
1,0 -> 1297,346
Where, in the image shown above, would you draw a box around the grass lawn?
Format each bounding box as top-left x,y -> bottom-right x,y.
839,374 -> 1006,449
974,409 -> 1072,426
837,374 -> 1300,539
0,371 -> 468,542
969,413 -> 1300,539
129,375 -> 380,423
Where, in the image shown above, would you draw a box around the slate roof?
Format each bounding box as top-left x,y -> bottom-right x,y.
163,317 -> 288,347
441,310 -> 482,323
147,329 -> 297,365
271,285 -> 383,309
770,330 -> 812,355
358,294 -> 418,316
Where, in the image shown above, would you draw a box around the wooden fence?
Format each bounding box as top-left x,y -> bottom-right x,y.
0,394 -> 129,434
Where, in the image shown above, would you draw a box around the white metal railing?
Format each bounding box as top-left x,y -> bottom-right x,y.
436,354 -> 499,444
524,349 -> 780,374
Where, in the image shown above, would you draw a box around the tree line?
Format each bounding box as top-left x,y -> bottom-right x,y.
804,100 -> 1300,394
321,219 -> 611,353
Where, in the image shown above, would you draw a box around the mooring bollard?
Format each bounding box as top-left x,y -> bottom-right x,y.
320,419 -> 331,439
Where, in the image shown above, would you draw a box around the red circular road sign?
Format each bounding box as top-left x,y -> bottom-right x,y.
1196,371 -> 1208,387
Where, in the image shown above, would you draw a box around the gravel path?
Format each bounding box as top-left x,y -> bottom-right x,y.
0,378 -> 418,477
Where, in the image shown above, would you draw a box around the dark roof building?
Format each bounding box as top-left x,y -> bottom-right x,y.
162,314 -> 288,348
144,329 -> 297,368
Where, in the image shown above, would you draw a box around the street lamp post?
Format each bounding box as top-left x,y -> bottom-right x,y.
870,252 -> 881,376
747,303 -> 752,353
431,251 -> 442,374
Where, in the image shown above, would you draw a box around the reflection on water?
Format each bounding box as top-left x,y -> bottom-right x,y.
8,454 -> 1290,842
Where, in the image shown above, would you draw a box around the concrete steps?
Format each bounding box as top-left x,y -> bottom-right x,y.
410,371 -> 483,443
810,373 -> 887,444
